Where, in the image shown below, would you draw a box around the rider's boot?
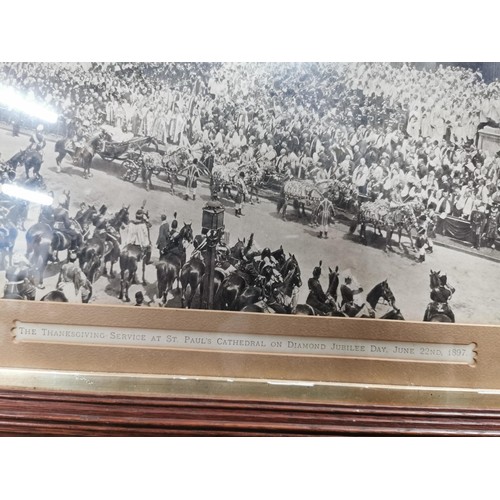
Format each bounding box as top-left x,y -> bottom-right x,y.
318,231 -> 323,238
192,194 -> 196,201
235,209 -> 240,218
324,232 -> 328,239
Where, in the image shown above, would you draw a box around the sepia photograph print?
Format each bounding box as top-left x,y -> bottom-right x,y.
1,61 -> 500,327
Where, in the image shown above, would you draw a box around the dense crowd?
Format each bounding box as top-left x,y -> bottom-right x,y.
2,62 -> 500,226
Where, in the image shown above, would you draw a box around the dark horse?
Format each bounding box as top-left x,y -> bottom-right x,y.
80,206 -> 130,282
156,223 -> 194,306
80,131 -> 112,179
25,204 -> 96,288
179,253 -> 205,308
366,280 -> 404,320
6,148 -> 43,178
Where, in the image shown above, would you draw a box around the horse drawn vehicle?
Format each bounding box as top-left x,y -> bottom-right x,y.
121,146 -> 192,192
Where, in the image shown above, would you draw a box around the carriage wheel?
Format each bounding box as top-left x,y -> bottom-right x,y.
121,160 -> 140,183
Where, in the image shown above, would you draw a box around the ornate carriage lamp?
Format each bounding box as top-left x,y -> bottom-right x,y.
202,200 -> 225,233
201,201 -> 225,310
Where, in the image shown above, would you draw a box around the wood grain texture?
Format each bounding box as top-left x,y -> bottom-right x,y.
0,388 -> 500,436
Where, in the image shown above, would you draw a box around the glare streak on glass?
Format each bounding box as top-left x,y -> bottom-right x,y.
0,84 -> 58,123
1,184 -> 53,205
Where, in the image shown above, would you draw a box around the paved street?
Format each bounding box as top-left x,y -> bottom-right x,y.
1,127 -> 499,325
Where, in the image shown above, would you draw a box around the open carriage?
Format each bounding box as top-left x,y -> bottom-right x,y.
97,125 -> 158,162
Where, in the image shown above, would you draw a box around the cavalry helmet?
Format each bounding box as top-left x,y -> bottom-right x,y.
313,266 -> 321,278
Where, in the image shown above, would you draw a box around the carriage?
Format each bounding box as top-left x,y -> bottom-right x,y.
121,145 -> 192,191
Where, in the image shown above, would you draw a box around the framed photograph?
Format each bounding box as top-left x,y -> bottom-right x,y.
1,62 -> 500,434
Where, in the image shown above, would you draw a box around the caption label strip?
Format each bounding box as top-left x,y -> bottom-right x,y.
14,322 -> 476,365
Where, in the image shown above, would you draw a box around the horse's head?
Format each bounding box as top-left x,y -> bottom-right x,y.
180,222 -> 194,245
429,269 -> 441,288
229,237 -> 245,261
282,253 -> 299,277
380,279 -> 395,307
118,206 -> 130,225
327,265 -> 340,296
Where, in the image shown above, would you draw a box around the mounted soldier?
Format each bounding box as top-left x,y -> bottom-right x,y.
305,263 -> 335,315
28,125 -> 47,157
52,195 -> 83,254
123,206 -> 152,264
424,273 -> 456,322
340,273 -> 364,316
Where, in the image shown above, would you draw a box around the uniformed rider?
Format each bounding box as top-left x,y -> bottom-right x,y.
425,274 -> 456,322
306,265 -> 334,315
52,195 -> 82,253
28,125 -> 47,156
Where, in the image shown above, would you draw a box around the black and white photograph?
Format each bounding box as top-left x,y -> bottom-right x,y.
0,61 -> 499,325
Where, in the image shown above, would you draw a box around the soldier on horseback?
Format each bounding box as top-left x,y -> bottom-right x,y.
28,125 -> 47,157
306,264 -> 335,315
52,195 -> 83,254
424,273 -> 456,322
340,273 -> 365,316
123,207 -> 153,265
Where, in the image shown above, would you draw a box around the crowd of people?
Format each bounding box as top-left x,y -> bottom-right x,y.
1,62 -> 500,248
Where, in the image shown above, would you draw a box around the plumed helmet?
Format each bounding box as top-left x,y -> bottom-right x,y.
135,209 -> 144,219
261,248 -> 271,259
313,266 -> 321,278
171,219 -> 178,229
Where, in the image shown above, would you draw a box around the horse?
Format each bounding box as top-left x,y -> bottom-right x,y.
277,179 -> 323,221
25,203 -> 92,287
6,148 -> 43,179
56,261 -> 92,303
80,130 -> 111,179
54,137 -> 76,167
179,254 -> 206,308
366,280 -> 404,320
156,222 -> 194,306
40,290 -> 69,302
97,206 -> 130,278
349,200 -> 418,252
